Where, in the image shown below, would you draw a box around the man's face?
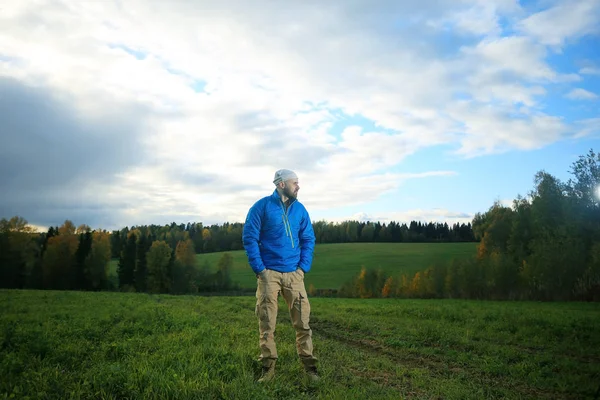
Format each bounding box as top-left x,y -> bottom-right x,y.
282,179 -> 300,199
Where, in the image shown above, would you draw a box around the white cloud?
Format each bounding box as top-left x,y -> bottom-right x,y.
428,0 -> 522,37
580,67 -> 600,75
0,0 -> 597,228
460,36 -> 574,83
574,118 -> 600,139
517,0 -> 600,47
447,101 -> 567,156
566,88 -> 599,100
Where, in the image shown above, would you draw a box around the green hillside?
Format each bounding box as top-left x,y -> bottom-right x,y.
109,242 -> 477,290
2,290 -> 598,399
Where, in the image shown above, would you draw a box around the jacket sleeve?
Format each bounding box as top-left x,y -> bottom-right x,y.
298,207 -> 316,273
242,201 -> 266,275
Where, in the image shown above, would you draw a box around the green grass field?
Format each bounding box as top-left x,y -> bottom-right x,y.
2,290 -> 599,399
109,242 -> 478,290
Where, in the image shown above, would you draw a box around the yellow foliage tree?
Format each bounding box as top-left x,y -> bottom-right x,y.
85,231 -> 111,290
43,220 -> 79,289
58,220 -> 76,236
172,239 -> 198,293
409,271 -> 422,297
382,276 -> 395,298
175,239 -> 196,268
356,266 -> 371,298
397,274 -> 409,297
76,224 -> 91,234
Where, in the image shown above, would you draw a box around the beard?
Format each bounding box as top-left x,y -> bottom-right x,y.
283,184 -> 298,199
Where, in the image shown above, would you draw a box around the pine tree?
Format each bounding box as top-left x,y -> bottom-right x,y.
74,231 -> 93,289
135,233 -> 151,292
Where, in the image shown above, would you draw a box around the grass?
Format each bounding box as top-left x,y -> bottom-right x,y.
109,242 -> 478,290
2,289 -> 599,399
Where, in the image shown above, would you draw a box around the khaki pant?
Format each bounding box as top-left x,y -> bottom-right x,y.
255,268 -> 317,369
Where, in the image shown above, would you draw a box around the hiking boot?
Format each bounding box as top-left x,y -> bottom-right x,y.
258,363 -> 275,383
305,366 -> 320,383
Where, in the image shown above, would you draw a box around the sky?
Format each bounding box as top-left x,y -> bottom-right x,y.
0,0 -> 599,232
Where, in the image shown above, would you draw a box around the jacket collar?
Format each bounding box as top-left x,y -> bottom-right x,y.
271,189 -> 297,206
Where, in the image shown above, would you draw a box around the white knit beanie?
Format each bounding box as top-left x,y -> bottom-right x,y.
273,169 -> 298,185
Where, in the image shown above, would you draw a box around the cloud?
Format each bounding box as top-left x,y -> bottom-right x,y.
459,36 -> 577,83
517,0 -> 600,47
447,101 -> 567,156
0,77 -> 151,228
427,0 -> 522,37
0,0 -> 597,229
580,67 -> 600,75
574,118 -> 600,139
566,88 -> 599,100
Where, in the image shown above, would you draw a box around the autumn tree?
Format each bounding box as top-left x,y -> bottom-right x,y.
85,230 -> 111,290
42,220 -> 79,290
172,239 -> 198,293
202,228 -> 213,252
409,271 -> 425,297
382,276 -> 397,298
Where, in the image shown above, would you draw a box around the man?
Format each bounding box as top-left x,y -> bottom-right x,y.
242,168 -> 319,383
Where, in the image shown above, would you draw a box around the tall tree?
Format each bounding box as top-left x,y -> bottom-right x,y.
146,240 -> 173,293
172,239 -> 198,293
214,252 -> 233,290
118,231 -> 137,290
85,230 -> 112,290
74,230 -> 93,289
42,220 -> 79,290
0,216 -> 38,289
135,232 -> 151,292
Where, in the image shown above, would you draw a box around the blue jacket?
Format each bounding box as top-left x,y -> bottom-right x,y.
242,189 -> 316,275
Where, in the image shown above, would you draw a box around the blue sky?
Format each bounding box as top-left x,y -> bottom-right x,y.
0,0 -> 599,231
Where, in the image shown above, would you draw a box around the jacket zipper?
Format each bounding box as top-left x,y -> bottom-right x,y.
280,201 -> 295,248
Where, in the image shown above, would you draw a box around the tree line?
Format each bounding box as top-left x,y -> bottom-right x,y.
1,217 -> 472,294
338,149 -> 600,302
0,219 -> 112,291
114,227 -> 236,294
106,219 -> 475,259
0,217 -> 238,294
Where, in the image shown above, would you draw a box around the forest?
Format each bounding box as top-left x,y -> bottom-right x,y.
339,150 -> 600,302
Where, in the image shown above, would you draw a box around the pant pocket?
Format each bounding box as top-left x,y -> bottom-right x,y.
256,291 -> 268,318
295,291 -> 311,330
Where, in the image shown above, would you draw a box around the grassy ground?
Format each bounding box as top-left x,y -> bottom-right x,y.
2,289 -> 599,399
109,242 -> 477,290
